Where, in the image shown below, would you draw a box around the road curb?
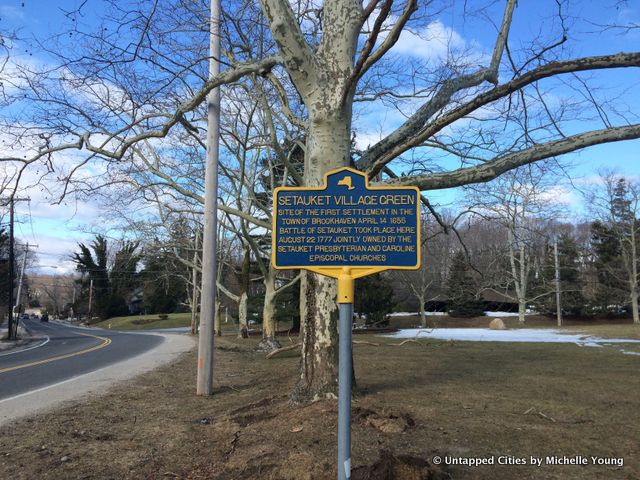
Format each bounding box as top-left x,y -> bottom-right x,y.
0,325 -> 38,354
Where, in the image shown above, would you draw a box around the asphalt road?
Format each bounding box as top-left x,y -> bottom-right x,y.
0,318 -> 163,401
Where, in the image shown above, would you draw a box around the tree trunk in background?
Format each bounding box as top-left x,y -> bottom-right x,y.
419,293 -> 426,328
190,284 -> 199,334
238,292 -> 248,337
191,231 -> 200,334
256,270 -> 280,352
518,298 -> 527,325
214,298 -> 221,336
631,284 -> 639,324
238,246 -> 250,338
518,244 -> 527,324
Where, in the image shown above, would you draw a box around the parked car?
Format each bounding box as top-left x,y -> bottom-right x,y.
40,313 -> 49,323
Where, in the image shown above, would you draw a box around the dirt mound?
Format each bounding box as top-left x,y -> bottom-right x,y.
352,450 -> 450,480
354,407 -> 415,433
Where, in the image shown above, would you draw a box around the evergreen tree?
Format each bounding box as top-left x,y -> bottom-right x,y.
72,235 -> 142,320
446,251 -> 484,317
590,221 -> 626,314
355,273 -> 395,326
141,243 -> 187,314
531,234 -> 585,315
275,275 -> 301,332
72,235 -> 111,320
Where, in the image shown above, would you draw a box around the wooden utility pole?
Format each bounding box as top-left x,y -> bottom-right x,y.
1,197 -> 29,339
7,199 -> 15,338
14,243 -> 37,330
88,278 -> 94,320
554,239 -> 562,327
196,0 -> 221,396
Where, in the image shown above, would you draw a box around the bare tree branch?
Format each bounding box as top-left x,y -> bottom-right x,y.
381,123 -> 640,190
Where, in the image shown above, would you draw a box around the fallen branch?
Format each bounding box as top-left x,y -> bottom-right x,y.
537,411 -> 556,423
224,431 -> 241,460
266,342 -> 301,359
353,340 -> 380,346
523,407 -> 556,422
391,339 -> 425,346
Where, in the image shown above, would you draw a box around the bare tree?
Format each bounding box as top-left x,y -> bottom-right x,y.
394,213 -> 456,327
466,163 -> 562,323
30,274 -> 76,317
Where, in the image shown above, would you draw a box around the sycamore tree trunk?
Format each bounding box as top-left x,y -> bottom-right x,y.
238,246 -> 250,338
256,269 -> 281,352
238,292 -> 248,337
518,244 -> 527,324
259,0 -> 361,403
190,283 -> 199,335
518,297 -> 527,324
214,298 -> 222,336
419,293 -> 427,328
293,270 -> 340,402
292,110 -> 354,404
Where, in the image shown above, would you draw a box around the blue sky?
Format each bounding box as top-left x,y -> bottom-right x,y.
1,0 -> 639,273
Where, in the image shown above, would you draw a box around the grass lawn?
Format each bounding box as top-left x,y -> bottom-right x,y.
1,332 -> 638,479
93,312 -> 193,331
565,323 -> 640,340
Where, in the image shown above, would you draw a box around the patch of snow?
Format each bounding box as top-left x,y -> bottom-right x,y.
388,311 -> 529,317
621,350 -> 640,356
385,328 -> 640,348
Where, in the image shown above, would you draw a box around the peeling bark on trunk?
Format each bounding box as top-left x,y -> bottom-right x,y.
518,298 -> 526,325
258,0 -> 360,403
238,247 -> 250,338
190,232 -> 200,335
290,113 -> 352,404
256,270 -> 281,352
238,291 -> 248,338
291,271 -> 340,403
190,284 -> 199,335
214,298 -> 222,336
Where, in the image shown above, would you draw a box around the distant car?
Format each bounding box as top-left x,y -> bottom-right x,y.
40,314 -> 49,323
30,313 -> 39,320
20,313 -> 29,321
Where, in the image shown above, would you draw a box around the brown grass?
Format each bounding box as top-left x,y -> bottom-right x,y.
1,333 -> 638,479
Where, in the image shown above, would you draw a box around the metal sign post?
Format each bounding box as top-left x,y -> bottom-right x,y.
337,269 -> 354,480
272,167 -> 421,480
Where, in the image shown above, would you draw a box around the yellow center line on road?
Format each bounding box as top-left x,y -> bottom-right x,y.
0,332 -> 112,374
